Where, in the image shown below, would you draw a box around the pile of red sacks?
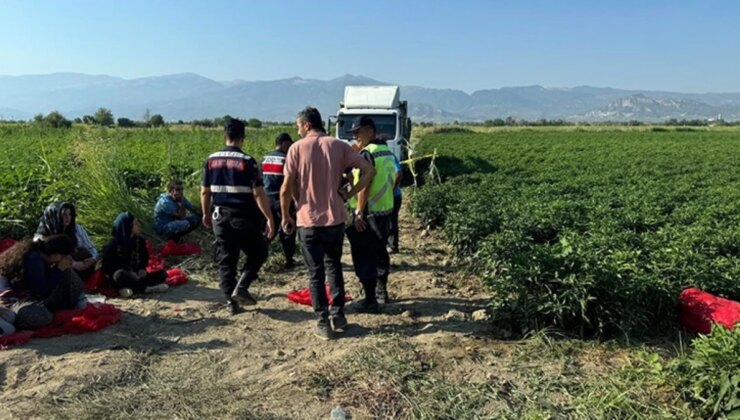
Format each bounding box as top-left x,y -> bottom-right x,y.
0,303 -> 122,350
84,240 -> 201,296
0,237 -> 201,350
678,287 -> 740,334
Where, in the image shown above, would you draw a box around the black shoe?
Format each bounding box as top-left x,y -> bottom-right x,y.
231,288 -> 257,306
226,299 -> 243,315
354,298 -> 381,314
377,289 -> 389,305
284,258 -> 295,269
314,318 -> 334,340
331,313 -> 348,332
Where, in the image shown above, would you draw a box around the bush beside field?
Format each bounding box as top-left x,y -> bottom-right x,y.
412,129 -> 740,337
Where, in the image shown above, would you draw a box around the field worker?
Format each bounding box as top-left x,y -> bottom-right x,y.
387,153 -> 403,254
345,116 -> 397,312
153,180 -> 201,241
280,106 -> 375,340
201,118 -> 275,315
102,212 -> 169,298
261,132 -> 297,269
0,235 -> 86,330
34,202 -> 98,279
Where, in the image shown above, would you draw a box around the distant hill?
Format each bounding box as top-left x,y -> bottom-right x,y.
1,72 -> 740,122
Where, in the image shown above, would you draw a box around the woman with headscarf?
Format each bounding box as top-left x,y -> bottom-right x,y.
101,212 -> 168,298
34,202 -> 98,278
0,235 -> 87,330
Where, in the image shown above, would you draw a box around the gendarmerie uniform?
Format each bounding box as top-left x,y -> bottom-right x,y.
202,145 -> 268,300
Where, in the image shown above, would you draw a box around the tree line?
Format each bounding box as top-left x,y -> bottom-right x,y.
17,109 -> 265,129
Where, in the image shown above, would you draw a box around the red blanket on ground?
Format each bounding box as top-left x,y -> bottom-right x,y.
0,303 -> 122,350
678,288 -> 740,334
287,286 -> 353,306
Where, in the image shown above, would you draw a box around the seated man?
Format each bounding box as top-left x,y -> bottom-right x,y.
154,180 -> 201,241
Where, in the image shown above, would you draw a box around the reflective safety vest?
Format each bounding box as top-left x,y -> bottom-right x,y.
349,143 -> 396,215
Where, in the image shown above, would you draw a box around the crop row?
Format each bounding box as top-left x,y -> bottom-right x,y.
412,129 -> 740,337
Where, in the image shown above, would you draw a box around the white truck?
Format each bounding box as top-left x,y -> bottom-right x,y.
330,85 -> 412,163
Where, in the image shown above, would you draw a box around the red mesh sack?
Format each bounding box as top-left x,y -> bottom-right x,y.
0,238 -> 17,255
678,287 -> 740,334
165,268 -> 188,286
160,240 -> 202,257
287,285 -> 352,306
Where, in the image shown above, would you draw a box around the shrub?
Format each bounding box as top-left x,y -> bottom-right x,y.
678,326 -> 740,417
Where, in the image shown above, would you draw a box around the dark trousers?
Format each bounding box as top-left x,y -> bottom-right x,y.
44,269 -> 85,312
213,207 -> 268,298
14,269 -> 85,330
268,195 -> 296,261
347,214 -> 391,301
297,224 -> 345,319
388,194 -> 402,250
112,269 -> 167,294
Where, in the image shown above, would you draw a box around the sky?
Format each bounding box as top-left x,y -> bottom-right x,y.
1,0 -> 739,93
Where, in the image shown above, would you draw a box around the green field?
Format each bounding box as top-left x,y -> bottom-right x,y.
414,127 -> 740,337
0,124 -> 287,242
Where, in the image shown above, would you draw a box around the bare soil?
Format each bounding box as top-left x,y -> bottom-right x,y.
0,207 -> 501,419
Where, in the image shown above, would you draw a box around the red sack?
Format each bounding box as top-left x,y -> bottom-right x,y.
165,268 -> 188,286
33,303 -> 122,338
0,238 -> 17,255
160,240 -> 202,257
287,286 -> 352,306
678,288 -> 740,334
0,331 -> 34,350
65,303 -> 122,334
83,270 -> 118,298
147,255 -> 166,273
145,240 -> 157,257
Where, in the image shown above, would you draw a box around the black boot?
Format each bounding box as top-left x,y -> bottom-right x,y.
355,281 -> 380,314
377,277 -> 389,304
226,297 -> 243,315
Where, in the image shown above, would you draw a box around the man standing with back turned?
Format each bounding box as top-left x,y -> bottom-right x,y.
280,107 -> 375,340
261,132 -> 297,268
201,118 -> 275,315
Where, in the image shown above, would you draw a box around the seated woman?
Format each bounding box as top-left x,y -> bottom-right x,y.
0,235 -> 87,330
34,202 -> 99,279
102,212 -> 168,298
153,180 -> 201,241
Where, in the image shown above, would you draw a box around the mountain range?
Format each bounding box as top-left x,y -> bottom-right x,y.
1,72 -> 739,122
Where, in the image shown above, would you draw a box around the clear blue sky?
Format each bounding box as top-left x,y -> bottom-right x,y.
1,0 -> 739,92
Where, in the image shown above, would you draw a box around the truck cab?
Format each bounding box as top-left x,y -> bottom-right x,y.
330,85 -> 412,162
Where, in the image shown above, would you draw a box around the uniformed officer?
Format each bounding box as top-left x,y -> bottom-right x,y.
345,116 -> 397,313
261,132 -> 296,268
201,118 -> 275,314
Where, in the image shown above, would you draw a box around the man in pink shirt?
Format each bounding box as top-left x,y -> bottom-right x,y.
281,106 -> 375,340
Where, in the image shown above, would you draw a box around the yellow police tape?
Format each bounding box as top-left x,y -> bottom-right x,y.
400,149 -> 438,184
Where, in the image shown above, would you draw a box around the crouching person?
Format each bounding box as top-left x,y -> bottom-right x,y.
153,180 -> 201,241
102,212 -> 168,298
0,235 -> 86,330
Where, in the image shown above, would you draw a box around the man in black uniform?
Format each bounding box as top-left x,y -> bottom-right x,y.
261,133 -> 296,268
201,118 -> 275,314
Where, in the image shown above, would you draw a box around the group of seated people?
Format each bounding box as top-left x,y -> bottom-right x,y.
0,183 -> 199,336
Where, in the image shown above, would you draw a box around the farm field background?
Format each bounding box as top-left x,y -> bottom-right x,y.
414,127 -> 740,337
0,124 -> 738,418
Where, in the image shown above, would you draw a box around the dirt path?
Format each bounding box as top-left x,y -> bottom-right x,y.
1,207 -> 499,419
